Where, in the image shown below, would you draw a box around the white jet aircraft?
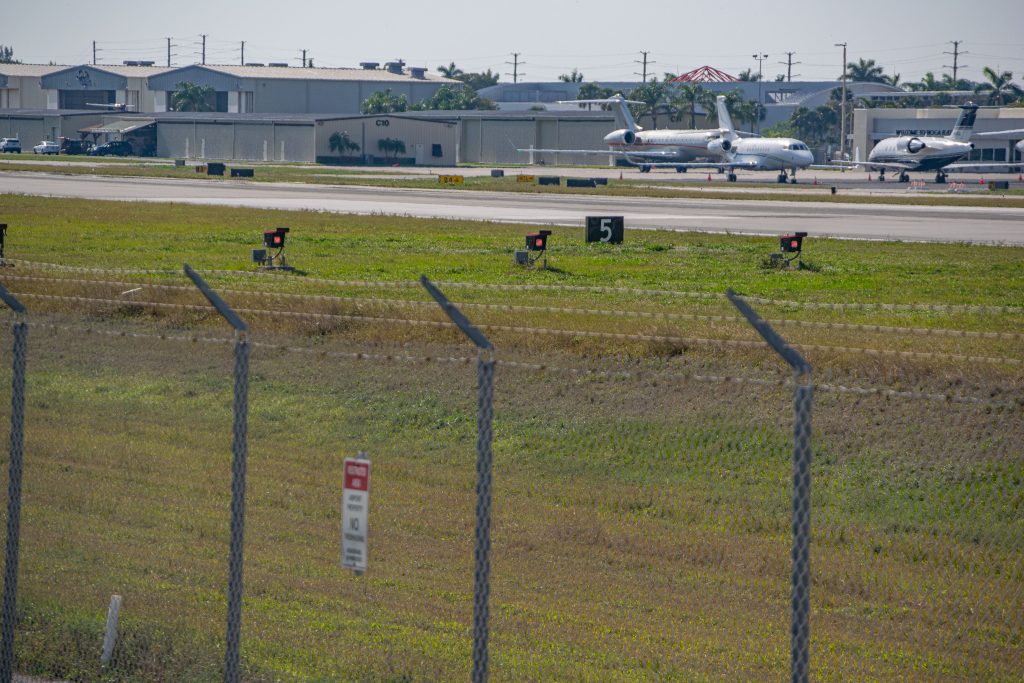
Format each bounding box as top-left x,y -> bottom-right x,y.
519,94 -> 730,172
650,96 -> 816,184
836,103 -> 1018,183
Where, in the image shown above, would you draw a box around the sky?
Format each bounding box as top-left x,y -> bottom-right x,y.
6,0 -> 1024,86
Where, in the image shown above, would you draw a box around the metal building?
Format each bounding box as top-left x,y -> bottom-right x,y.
0,110 -> 103,146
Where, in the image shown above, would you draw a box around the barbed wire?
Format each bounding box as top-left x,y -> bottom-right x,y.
5,276 -> 1022,342
7,261 -> 1022,314
12,293 -> 1022,366
22,319 -> 1018,408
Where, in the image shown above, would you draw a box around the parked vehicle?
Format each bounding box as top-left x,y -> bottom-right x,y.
59,138 -> 89,155
88,140 -> 133,157
33,140 -> 60,155
0,138 -> 21,153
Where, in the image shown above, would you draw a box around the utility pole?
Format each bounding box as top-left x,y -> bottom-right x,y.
506,52 -> 524,84
199,34 -> 207,65
943,40 -> 968,86
301,49 -> 307,68
778,51 -> 801,82
634,51 -> 654,82
166,37 -> 173,67
92,41 -> 97,65
835,42 -> 847,159
240,41 -> 245,66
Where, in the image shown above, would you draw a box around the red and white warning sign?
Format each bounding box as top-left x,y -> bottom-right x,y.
341,456 -> 371,572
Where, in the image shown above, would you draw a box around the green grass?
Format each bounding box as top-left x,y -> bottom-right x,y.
0,195 -> 1020,681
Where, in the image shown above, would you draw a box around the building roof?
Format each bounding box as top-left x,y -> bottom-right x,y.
156,64 -> 459,83
0,63 -> 67,78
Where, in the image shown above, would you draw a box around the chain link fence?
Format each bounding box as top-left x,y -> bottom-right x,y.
0,262 -> 1019,681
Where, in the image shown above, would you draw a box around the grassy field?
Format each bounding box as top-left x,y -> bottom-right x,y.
0,195 -> 1021,681
3,156 -> 1024,206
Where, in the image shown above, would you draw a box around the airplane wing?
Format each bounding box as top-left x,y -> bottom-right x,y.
517,147 -> 690,160
972,129 -> 1024,138
829,159 -> 916,171
636,160 -> 761,170
943,161 -> 1024,171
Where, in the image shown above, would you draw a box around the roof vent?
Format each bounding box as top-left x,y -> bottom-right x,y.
360,62 -> 379,70
139,61 -> 155,67
409,67 -> 427,79
384,60 -> 405,75
123,60 -> 140,66
244,63 -> 265,67
268,62 -> 288,67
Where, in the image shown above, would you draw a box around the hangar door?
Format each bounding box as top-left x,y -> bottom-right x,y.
61,90 -> 114,109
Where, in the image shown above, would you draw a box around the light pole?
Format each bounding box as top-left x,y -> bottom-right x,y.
835,42 -> 847,159
752,53 -> 767,133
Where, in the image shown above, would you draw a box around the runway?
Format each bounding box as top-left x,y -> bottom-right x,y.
2,171 -> 1023,244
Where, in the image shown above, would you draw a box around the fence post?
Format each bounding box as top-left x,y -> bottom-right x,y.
0,284 -> 26,683
184,265 -> 249,683
419,275 -> 495,683
726,289 -> 812,683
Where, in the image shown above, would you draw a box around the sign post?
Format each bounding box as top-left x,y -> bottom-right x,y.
341,453 -> 371,574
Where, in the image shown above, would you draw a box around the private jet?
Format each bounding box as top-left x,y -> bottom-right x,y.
636,96 -> 816,183
840,103 -> 987,183
519,94 -> 729,171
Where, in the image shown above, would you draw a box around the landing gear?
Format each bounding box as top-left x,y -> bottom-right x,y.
878,170 -> 886,182
935,171 -> 947,184
640,165 -> 652,173
727,173 -> 737,182
675,166 -> 687,173
777,171 -> 788,184
790,169 -> 798,184
898,171 -> 910,183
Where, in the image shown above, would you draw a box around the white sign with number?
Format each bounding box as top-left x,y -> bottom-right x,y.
341,457 -> 371,572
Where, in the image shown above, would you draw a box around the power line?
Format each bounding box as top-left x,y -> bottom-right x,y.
634,51 -> 654,82
505,52 -> 525,84
943,40 -> 968,82
778,52 -> 801,82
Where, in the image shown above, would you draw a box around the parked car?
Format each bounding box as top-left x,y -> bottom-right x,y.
33,140 -> 60,155
88,140 -> 133,157
59,138 -> 89,155
0,138 -> 21,153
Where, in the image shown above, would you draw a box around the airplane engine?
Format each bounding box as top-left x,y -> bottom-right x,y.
904,137 -> 926,153
707,138 -> 732,155
603,130 -> 637,146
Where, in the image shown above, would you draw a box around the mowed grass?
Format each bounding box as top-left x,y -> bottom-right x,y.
0,194 -> 1020,681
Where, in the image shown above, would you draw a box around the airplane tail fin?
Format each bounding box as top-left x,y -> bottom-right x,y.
716,96 -> 737,139
948,103 -> 978,142
559,94 -> 644,131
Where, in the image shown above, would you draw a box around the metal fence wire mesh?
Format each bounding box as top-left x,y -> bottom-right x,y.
0,263 -> 1019,681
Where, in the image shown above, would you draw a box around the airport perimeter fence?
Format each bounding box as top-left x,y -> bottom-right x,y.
0,262 -> 1019,681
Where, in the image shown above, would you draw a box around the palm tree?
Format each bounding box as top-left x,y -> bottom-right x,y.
328,131 -> 360,159
576,82 -> 614,110
737,68 -> 760,82
671,84 -> 707,129
844,58 -> 886,83
628,80 -> 670,129
436,62 -> 464,79
974,67 -> 1023,105
699,88 -> 743,128
377,137 -> 406,160
882,72 -> 901,88
360,89 -> 409,114
559,68 -> 584,83
170,81 -> 214,112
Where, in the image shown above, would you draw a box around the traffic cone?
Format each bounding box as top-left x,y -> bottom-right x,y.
979,177 -> 985,184
707,173 -> 712,181
619,171 -> 623,180
1018,173 -> 1022,182
813,177 -> 818,186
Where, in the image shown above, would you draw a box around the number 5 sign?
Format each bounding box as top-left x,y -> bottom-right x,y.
341,454 -> 371,573
586,216 -> 624,244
